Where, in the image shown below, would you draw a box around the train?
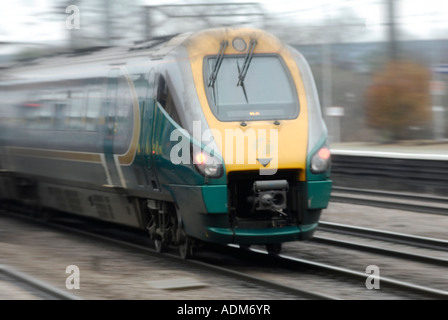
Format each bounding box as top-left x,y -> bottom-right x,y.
0,28 -> 332,258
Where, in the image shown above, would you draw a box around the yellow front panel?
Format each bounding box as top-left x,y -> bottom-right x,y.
186,28 -> 309,181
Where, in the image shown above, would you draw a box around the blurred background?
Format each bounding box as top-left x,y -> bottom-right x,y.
1,0 -> 447,145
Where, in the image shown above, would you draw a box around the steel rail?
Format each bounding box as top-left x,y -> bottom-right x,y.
318,221 -> 448,251
330,154 -> 448,196
330,186 -> 448,216
0,265 -> 81,300
332,186 -> 448,204
262,249 -> 448,299
223,245 -> 448,299
311,235 -> 448,267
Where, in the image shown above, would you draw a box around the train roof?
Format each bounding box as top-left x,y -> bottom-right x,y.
0,28 -> 288,85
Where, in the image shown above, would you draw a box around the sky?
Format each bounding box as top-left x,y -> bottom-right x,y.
1,0 -> 448,55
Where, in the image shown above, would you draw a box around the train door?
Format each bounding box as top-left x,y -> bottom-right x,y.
139,98 -> 159,190
103,68 -> 122,186
149,73 -> 185,189
134,68 -> 159,191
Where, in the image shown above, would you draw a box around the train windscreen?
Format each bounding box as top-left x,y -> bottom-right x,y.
204,55 -> 299,121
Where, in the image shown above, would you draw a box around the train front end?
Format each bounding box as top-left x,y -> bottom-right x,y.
177,28 -> 332,250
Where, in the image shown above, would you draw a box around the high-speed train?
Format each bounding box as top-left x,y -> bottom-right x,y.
0,28 -> 332,258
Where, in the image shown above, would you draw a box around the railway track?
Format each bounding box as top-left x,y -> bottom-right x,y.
0,264 -> 81,300
44,217 -> 336,300
318,221 -> 448,251
330,153 -> 448,197
2,208 -> 447,300
0,208 -> 334,300
234,247 -> 448,300
35,219 -> 448,299
330,186 -> 448,215
315,221 -> 448,268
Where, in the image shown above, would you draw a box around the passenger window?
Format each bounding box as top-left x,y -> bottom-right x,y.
23,93 -> 41,129
114,73 -> 134,153
38,92 -> 54,130
132,72 -> 150,100
156,75 -> 181,125
68,91 -> 86,130
86,90 -> 101,131
54,92 -> 68,130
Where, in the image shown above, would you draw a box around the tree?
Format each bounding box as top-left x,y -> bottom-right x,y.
365,60 -> 431,141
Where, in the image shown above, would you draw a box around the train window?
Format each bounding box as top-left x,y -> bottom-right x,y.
68,91 -> 86,130
23,92 -> 41,129
0,88 -> 15,127
114,74 -> 134,153
38,92 -> 54,130
117,76 -> 131,119
54,92 -> 68,130
132,72 -> 150,100
204,55 -> 299,121
86,90 -> 101,131
156,75 -> 182,125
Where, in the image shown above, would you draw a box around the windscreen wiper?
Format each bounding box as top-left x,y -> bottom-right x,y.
208,40 -> 228,88
237,39 -> 257,86
236,39 -> 257,103
236,60 -> 248,103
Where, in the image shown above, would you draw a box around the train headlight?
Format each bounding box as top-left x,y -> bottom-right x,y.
193,150 -> 223,178
310,147 -> 331,174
